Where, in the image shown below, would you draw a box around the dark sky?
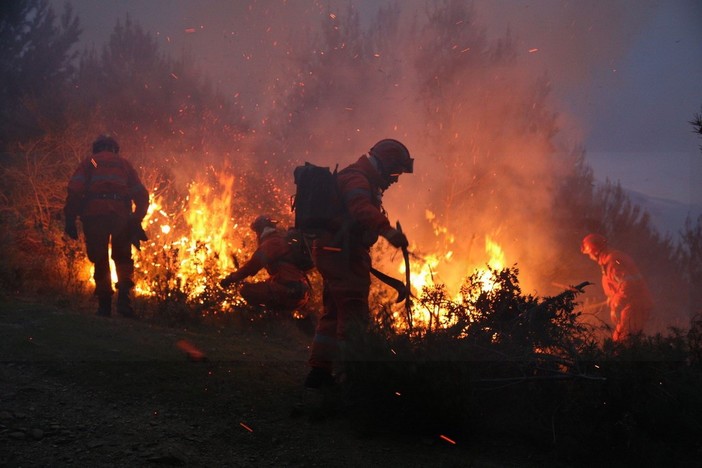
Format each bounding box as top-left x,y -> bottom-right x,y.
52,0 -> 702,211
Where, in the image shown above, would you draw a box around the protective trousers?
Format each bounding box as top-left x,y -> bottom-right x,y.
240,280 -> 309,310
613,302 -> 651,341
309,240 -> 371,373
82,213 -> 134,299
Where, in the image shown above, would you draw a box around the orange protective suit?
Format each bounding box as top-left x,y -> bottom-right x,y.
64,149 -> 149,300
598,249 -> 653,341
308,155 -> 394,372
222,228 -> 310,311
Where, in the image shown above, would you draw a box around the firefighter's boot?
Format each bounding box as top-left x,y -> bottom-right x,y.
116,286 -> 135,318
96,296 -> 112,317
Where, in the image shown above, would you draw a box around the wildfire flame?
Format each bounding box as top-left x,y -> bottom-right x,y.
81,171 -> 256,310
389,209 -> 510,332
80,169 -> 515,326
478,235 -> 505,292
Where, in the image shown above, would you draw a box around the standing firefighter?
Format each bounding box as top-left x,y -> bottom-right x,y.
305,139 -> 413,389
64,135 -> 149,317
219,215 -> 311,312
581,233 -> 654,341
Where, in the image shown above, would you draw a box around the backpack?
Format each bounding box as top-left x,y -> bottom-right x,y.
283,228 -> 315,272
291,162 -> 343,233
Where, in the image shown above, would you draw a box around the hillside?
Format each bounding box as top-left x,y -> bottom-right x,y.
0,298 -> 553,467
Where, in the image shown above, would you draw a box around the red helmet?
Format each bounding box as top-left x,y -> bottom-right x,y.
250,215 -> 277,236
369,139 -> 413,175
581,233 -> 607,256
92,134 -> 120,154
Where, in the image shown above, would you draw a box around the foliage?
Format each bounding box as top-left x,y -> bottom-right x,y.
691,105 -> 702,149
0,131 -> 91,297
0,0 -> 81,148
677,215 -> 702,318
551,146 -> 692,332
345,267 -> 701,464
0,12 -> 257,314
0,5 -> 699,463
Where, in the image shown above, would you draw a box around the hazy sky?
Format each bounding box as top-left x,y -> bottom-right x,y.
478,0 -> 702,211
52,0 -> 702,213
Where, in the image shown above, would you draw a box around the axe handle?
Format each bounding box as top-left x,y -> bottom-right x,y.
370,267 -> 409,303
396,221 -> 413,332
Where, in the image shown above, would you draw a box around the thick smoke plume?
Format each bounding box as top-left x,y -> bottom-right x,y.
165,0 -> 580,294
74,0 -> 662,298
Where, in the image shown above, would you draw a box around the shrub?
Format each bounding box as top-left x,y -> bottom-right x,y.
342,267 -> 700,464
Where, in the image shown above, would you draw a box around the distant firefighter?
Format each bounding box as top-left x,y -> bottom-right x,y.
64,135 -> 149,317
581,233 -> 653,341
219,215 -> 311,312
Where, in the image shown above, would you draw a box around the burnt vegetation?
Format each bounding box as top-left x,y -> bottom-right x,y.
1,0 -> 701,464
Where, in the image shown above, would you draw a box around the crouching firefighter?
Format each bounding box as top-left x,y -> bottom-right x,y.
219,215 -> 311,312
64,135 -> 149,317
305,139 -> 413,389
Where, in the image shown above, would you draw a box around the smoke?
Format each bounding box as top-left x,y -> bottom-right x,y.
64,0 -> 664,297
139,0 -> 659,296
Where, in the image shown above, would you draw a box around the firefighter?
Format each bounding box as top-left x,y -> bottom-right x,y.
64,135 -> 149,317
219,215 -> 311,311
581,233 -> 654,341
305,139 -> 413,389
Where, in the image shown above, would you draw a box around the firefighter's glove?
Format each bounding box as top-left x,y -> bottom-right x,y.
219,273 -> 241,289
129,217 -> 148,251
382,227 -> 409,249
64,218 -> 79,240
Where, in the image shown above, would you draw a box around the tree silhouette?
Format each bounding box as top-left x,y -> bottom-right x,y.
0,0 -> 80,149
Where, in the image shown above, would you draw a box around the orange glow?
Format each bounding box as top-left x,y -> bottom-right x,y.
176,339 -> 206,361
386,206 -> 512,333
477,235 -> 505,292
79,170 -> 268,311
77,165 -> 519,328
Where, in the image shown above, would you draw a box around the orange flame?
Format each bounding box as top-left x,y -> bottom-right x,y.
78,169 -> 515,325
391,209 -> 511,332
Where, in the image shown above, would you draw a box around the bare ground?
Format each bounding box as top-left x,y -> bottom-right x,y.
0,297 -> 572,467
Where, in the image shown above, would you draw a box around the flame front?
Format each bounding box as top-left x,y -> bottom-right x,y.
393,210 -> 512,332
478,235 -> 505,292
79,168 -> 517,323
135,173 -> 249,304
81,170 -> 257,311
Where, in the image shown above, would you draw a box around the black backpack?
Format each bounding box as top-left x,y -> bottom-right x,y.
291,162 -> 344,233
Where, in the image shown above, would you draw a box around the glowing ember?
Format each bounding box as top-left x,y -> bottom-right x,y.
439,434 -> 457,445
175,339 -> 206,361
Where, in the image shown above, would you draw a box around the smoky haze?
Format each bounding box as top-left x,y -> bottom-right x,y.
58,0 -> 673,298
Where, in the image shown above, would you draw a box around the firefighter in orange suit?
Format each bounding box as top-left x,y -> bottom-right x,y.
305,139 -> 413,389
220,215 -> 310,311
64,135 -> 149,317
581,233 -> 653,341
